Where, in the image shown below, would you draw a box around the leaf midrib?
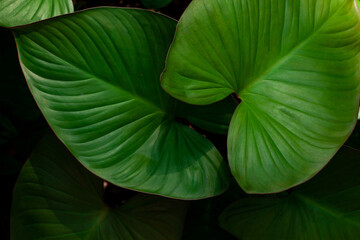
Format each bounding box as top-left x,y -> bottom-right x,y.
85,206 -> 110,239
16,31 -> 169,117
238,0 -> 348,98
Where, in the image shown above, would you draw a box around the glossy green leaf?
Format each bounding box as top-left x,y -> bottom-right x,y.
219,146 -> 360,240
141,0 -> 173,9
12,8 -> 229,199
11,135 -> 188,240
0,0 -> 73,27
161,0 -> 360,193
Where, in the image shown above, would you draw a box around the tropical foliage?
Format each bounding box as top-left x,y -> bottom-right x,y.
1,0 -> 360,239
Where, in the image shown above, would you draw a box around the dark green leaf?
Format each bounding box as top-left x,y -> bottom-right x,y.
161,0 -> 360,193
219,146 -> 360,240
11,134 -> 188,240
12,8 -> 229,199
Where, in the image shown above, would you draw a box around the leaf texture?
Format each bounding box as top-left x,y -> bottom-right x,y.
219,147 -> 360,240
161,0 -> 360,193
11,135 -> 188,240
0,0 -> 73,27
12,8 -> 229,199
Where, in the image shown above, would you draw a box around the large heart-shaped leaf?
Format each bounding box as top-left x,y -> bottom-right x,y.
11,134 -> 188,240
219,146 -> 360,240
12,8 -> 230,199
0,0 -> 73,27
161,0 -> 360,193
141,0 -> 173,9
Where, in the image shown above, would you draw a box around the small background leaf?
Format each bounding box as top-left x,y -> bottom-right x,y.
11,134 -> 188,240
219,146 -> 360,240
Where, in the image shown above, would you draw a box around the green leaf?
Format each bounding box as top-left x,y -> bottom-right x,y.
219,146 -> 360,240
141,0 -> 173,9
0,0 -> 73,27
161,0 -> 360,193
12,8 -> 229,199
11,134 -> 188,240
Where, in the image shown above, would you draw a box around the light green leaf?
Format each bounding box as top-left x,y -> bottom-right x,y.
161,0 -> 360,193
141,0 -> 173,9
11,134 -> 188,240
12,8 -> 229,199
219,146 -> 360,240
0,0 -> 73,27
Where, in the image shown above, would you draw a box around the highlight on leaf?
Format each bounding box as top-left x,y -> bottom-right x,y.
161,0 -> 360,194
12,7 -> 232,199
0,0 -> 74,27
